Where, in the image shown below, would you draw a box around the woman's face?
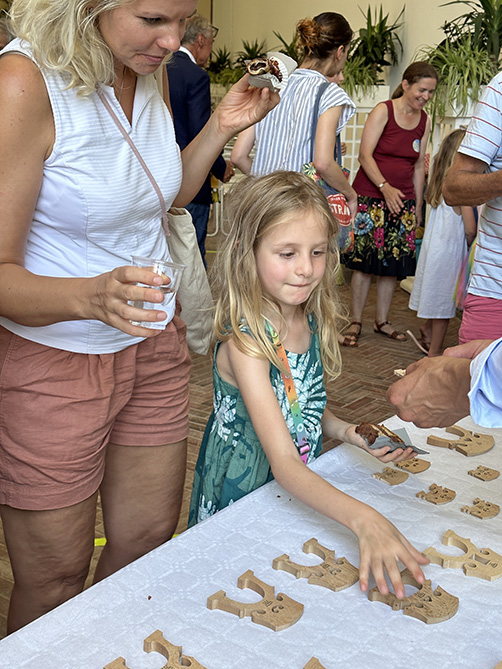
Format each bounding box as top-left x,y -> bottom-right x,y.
402,77 -> 437,111
98,0 -> 197,74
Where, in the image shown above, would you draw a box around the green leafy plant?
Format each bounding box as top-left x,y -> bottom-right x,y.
341,54 -> 379,98
235,39 -> 267,67
207,46 -> 233,75
416,32 -> 497,120
349,5 -> 404,84
209,66 -> 244,86
273,31 -> 301,61
440,0 -> 502,68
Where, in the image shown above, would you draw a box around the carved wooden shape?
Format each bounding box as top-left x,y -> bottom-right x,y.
207,569 -> 303,631
416,483 -> 455,505
368,568 -> 459,624
272,538 -> 359,592
424,529 -> 502,581
373,466 -> 409,486
304,659 -> 326,669
426,425 -> 494,456
461,498 -> 500,519
468,465 -> 500,481
394,457 -> 430,474
104,630 -> 207,669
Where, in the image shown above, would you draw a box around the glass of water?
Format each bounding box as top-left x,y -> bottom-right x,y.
130,255 -> 185,329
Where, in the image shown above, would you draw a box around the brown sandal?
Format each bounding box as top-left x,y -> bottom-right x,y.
373,321 -> 406,341
340,321 -> 362,347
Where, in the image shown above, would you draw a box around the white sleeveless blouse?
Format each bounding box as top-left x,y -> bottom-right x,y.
0,38 -> 182,353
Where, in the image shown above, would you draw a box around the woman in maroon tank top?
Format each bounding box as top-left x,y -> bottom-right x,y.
341,62 -> 437,345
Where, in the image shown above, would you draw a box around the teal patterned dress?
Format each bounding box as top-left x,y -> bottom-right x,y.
188,322 -> 327,527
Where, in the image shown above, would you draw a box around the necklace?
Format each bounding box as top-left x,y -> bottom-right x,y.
116,65 -> 127,103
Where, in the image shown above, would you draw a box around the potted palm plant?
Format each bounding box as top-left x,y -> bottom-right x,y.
342,5 -> 404,101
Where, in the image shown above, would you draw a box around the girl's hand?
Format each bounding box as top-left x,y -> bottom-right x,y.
86,265 -> 170,336
353,508 -> 429,598
344,425 -> 417,463
212,74 -> 280,138
381,183 -> 405,215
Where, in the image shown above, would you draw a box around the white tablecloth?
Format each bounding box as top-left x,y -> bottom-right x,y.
1,416 -> 501,668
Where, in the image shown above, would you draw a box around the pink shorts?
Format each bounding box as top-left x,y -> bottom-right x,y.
459,293 -> 502,344
0,317 -> 190,511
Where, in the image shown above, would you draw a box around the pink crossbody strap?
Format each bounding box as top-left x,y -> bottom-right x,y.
96,87 -> 170,235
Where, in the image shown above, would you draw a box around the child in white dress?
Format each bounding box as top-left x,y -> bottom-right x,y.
409,129 -> 477,356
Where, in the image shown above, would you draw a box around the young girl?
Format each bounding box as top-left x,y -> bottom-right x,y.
409,129 -> 477,356
189,171 -> 428,598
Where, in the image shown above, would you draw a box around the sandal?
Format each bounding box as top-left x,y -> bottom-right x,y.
340,321 -> 362,347
373,321 -> 407,341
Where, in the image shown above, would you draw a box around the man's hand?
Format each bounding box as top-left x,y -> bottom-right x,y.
386,356 -> 472,428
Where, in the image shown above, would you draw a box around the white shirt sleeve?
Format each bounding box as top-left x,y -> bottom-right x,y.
469,337 -> 502,427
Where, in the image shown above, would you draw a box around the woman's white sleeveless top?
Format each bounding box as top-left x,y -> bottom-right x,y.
0,39 -> 182,353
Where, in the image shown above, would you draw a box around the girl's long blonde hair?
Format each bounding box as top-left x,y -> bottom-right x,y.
9,0 -> 132,95
426,128 -> 466,207
212,171 -> 344,381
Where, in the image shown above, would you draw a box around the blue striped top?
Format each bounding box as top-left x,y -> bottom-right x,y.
251,68 -> 356,175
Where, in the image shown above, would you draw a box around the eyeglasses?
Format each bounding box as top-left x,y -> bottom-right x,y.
210,24 -> 219,39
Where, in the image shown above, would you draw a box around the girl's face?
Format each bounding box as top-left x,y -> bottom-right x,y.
402,77 -> 437,110
98,0 -> 197,75
255,210 -> 329,316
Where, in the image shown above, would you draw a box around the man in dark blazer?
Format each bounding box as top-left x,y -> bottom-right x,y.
167,14 -> 234,266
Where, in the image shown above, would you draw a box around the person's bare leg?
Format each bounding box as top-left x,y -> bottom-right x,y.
340,270 -> 372,345
374,275 -> 406,340
94,439 -> 187,582
1,493 -> 97,633
428,318 -> 449,357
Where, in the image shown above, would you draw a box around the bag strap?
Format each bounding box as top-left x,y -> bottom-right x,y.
309,81 -> 330,162
265,321 -> 311,464
96,87 -> 170,235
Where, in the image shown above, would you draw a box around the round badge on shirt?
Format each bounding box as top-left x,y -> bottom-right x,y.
413,139 -> 420,153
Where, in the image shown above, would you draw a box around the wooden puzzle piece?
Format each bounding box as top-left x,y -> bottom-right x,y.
424,529 -> 502,581
304,659 -> 326,669
416,483 -> 456,504
426,425 -> 494,456
207,569 -> 303,631
461,498 -> 500,519
272,537 -> 359,592
368,568 -> 459,624
394,457 -> 430,474
104,630 -> 207,669
468,464 -> 500,481
373,466 -> 409,486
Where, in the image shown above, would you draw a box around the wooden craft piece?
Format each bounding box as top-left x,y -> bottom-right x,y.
368,568 -> 459,624
468,464 -> 500,481
104,630 -> 207,669
304,659 -> 326,669
207,569 -> 303,631
272,537 -> 359,592
461,498 -> 500,519
416,483 -> 456,505
426,424 -> 494,456
373,466 -> 409,486
424,529 -> 502,581
394,457 -> 430,474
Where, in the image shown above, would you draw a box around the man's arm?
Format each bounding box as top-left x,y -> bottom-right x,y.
443,152 -> 501,206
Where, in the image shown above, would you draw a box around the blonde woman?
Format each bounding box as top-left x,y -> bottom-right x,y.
188,171 -> 427,600
0,0 -> 278,633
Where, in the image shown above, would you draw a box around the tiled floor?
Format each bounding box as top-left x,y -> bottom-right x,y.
0,246 -> 462,639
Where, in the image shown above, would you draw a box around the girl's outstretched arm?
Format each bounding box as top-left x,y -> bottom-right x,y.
224,339 -> 428,598
321,410 -> 417,463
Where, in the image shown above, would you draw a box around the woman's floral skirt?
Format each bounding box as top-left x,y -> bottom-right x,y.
341,195 -> 417,278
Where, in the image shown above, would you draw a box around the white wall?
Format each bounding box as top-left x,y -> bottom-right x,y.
210,0 -> 461,88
